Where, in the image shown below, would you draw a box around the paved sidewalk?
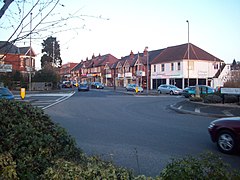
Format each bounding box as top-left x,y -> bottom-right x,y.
170,100 -> 240,117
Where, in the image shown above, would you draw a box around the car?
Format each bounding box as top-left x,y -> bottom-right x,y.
0,87 -> 15,100
157,84 -> 182,95
126,84 -> 143,92
91,82 -> 104,89
208,117 -> 240,154
61,81 -> 72,88
78,83 -> 89,91
182,85 -> 215,98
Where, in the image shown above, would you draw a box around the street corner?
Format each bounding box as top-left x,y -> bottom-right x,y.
170,100 -> 240,118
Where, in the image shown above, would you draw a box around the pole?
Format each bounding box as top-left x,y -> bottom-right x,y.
29,12 -> 32,91
146,47 -> 149,95
113,67 -> 116,91
186,20 -> 190,87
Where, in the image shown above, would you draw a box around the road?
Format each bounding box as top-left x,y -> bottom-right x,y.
44,89 -> 240,177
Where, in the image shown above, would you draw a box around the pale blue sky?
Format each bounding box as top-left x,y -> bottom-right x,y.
1,0 -> 240,68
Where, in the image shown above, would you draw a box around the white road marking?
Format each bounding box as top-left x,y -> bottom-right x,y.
178,106 -> 182,109
195,108 -> 200,113
222,110 -> 234,116
42,92 -> 75,110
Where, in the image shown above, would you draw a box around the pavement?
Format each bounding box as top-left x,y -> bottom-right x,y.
170,99 -> 240,118
12,87 -> 240,118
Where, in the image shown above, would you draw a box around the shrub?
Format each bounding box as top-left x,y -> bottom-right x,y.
0,99 -> 85,179
203,94 -> 222,103
0,152 -> 18,179
224,95 -> 239,103
160,152 -> 240,179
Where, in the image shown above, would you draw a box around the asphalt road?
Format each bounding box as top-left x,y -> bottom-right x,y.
44,89 -> 240,177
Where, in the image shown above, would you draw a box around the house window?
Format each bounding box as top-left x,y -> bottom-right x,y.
153,65 -> 156,72
177,62 -> 181,70
171,63 -> 174,71
161,64 -> 165,72
214,63 -> 218,69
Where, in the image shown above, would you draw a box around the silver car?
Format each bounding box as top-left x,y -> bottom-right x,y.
157,84 -> 182,95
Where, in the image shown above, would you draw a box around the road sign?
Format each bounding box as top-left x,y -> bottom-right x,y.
0,64 -> 12,72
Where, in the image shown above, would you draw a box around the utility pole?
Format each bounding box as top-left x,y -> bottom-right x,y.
145,47 -> 149,95
29,12 -> 32,91
186,20 -> 190,87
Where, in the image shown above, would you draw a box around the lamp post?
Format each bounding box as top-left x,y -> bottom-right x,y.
186,20 -> 190,87
29,12 -> 32,91
145,46 -> 149,95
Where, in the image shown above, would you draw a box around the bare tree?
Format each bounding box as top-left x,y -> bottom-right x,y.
0,0 -> 108,51
224,70 -> 240,88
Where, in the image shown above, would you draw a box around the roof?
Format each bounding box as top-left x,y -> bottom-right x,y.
0,41 -> 19,54
151,43 -> 222,64
19,47 -> 36,57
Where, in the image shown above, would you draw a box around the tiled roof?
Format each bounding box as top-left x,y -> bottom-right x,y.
71,62 -> 83,71
151,43 -> 221,64
0,41 -> 19,54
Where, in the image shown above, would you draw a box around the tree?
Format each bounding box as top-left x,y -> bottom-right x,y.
224,69 -> 240,88
41,36 -> 62,68
231,59 -> 240,70
33,64 -> 60,89
0,0 -> 108,53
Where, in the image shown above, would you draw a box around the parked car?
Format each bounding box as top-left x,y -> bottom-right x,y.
208,117 -> 240,154
0,87 -> 15,100
78,83 -> 89,91
126,84 -> 143,92
91,82 -> 104,89
61,81 -> 72,88
182,85 -> 215,98
157,84 -> 182,95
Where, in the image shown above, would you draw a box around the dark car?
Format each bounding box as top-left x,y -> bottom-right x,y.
182,85 -> 215,98
208,117 -> 240,154
78,83 -> 89,91
91,82 -> 104,89
0,87 -> 15,100
61,81 -> 72,88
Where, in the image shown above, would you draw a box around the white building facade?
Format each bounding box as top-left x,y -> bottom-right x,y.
150,43 -> 228,89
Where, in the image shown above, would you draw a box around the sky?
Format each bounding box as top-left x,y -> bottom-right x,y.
1,0 -> 240,69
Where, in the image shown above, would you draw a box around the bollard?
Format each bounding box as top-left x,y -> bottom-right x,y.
20,88 -> 26,100
135,86 -> 138,93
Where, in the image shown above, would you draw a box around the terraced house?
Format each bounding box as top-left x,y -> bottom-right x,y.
68,43 -> 231,90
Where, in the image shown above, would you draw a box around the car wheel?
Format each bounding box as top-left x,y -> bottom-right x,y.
170,91 -> 173,95
158,90 -> 162,94
217,130 -> 236,154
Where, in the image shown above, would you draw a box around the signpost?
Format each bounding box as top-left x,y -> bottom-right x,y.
0,64 -> 12,72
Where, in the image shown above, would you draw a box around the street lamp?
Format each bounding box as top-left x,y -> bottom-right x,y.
186,20 -> 190,87
145,46 -> 149,95
29,12 -> 33,91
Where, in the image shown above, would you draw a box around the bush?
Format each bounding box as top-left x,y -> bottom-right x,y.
160,152 -> 240,179
203,94 -> 223,103
0,99 -> 85,179
224,95 -> 239,103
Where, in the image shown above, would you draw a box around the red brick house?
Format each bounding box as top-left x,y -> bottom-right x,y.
0,41 -> 36,75
59,62 -> 78,81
